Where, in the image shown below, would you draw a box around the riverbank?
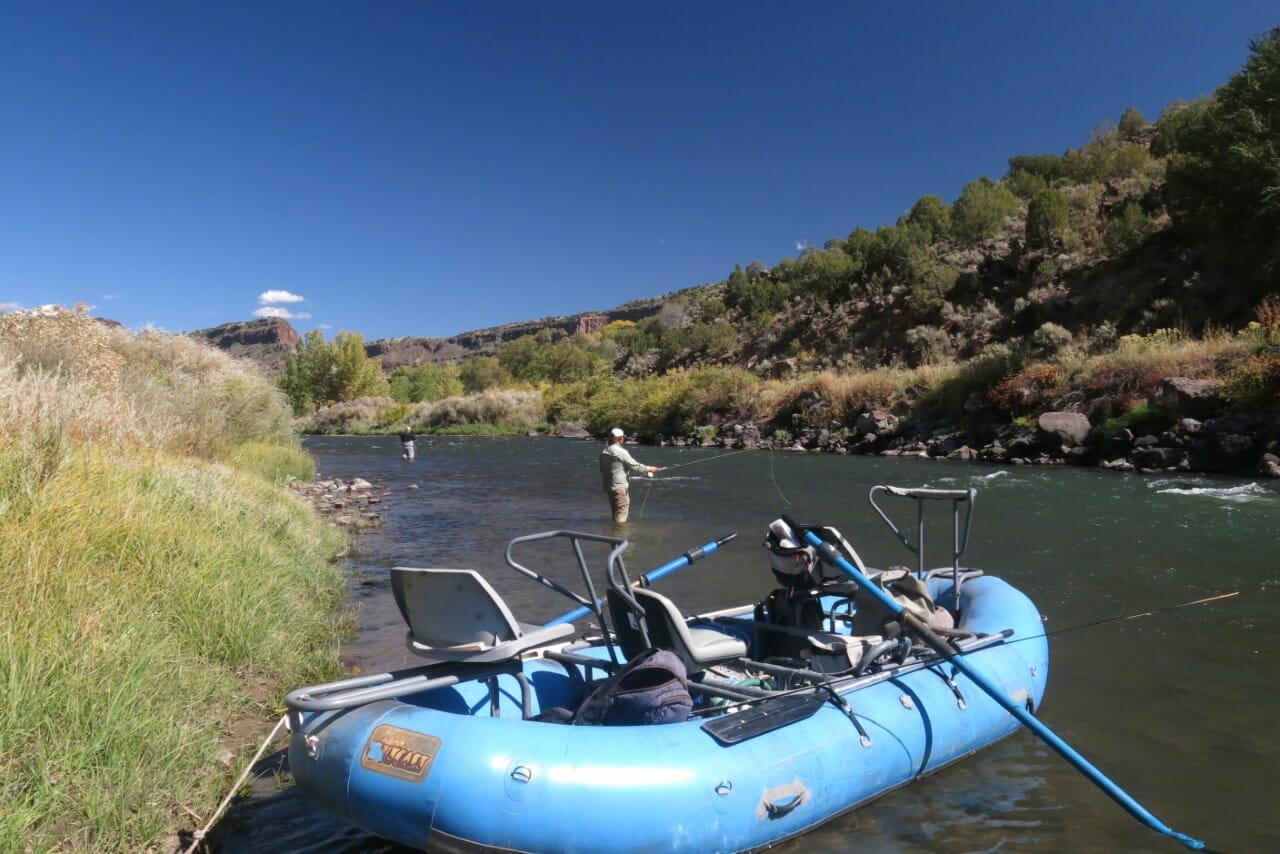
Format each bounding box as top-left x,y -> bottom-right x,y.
0,309 -> 355,852
0,450 -> 351,853
637,396 -> 1280,479
303,323 -> 1280,482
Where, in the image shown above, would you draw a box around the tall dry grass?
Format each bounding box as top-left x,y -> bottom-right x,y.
0,307 -> 297,465
0,306 -> 346,851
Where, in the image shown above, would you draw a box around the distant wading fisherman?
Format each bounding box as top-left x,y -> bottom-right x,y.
399,426 -> 416,460
599,427 -> 661,523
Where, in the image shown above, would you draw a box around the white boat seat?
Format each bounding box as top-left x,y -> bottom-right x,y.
608,586 -> 748,673
391,567 -> 574,664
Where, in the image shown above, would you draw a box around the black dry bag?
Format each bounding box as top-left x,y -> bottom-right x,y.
575,647 -> 693,726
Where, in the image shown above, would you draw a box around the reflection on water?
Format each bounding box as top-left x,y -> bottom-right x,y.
214,436 -> 1280,853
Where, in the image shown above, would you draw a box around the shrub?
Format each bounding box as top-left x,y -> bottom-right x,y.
1093,400 -> 1167,441
1006,154 -> 1066,185
988,363 -> 1066,415
1025,188 -> 1071,250
903,258 -> 960,319
305,396 -> 400,434
1149,98 -> 1212,158
918,343 -> 1023,419
418,389 -> 543,430
951,177 -> 1021,244
905,325 -> 954,364
1118,105 -> 1149,138
1221,353 -> 1280,409
761,368 -> 913,429
1103,200 -> 1157,254
905,195 -> 952,242
1031,322 -> 1073,356
1241,297 -> 1280,349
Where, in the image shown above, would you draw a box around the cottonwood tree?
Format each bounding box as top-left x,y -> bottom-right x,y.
279,330 -> 389,415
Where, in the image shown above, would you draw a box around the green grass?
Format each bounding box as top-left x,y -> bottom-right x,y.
229,440 -> 317,484
0,450 -> 348,852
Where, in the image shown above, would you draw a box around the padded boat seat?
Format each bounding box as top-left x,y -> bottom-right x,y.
608,586 -> 748,673
391,567 -> 574,663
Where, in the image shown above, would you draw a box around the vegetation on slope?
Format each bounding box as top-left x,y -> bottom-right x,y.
0,307 -> 349,852
287,30 -> 1280,452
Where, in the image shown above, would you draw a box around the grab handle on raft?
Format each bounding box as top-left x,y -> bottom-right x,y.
784,515 -> 1209,852
543,533 -> 738,627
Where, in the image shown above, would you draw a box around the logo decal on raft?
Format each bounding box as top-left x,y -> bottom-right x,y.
360,725 -> 441,783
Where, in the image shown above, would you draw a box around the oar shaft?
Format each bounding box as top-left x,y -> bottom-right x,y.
797,528 -> 1207,852
544,534 -> 737,626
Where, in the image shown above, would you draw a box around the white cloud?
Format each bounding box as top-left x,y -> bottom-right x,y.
253,306 -> 312,320
258,289 -> 305,305
795,240 -> 811,252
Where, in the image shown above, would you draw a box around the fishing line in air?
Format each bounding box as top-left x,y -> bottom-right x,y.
1042,590 -> 1241,640
769,447 -> 792,508
965,589 -> 1246,653
637,447 -> 752,519
661,448 -> 751,471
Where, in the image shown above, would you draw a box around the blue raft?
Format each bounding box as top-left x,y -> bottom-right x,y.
286,486 -> 1048,852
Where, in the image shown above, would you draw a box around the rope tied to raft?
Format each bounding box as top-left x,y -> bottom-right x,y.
182,714 -> 289,854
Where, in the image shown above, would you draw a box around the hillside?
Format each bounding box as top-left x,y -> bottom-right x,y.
188,30 -> 1280,476
196,120 -> 1258,383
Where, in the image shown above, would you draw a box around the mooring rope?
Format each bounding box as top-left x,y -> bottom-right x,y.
182,714 -> 289,854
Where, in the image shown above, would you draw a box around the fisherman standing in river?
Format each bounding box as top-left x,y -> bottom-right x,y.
600,427 -> 661,523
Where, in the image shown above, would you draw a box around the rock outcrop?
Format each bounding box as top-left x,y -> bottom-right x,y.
188,318 -> 301,374
364,298 -> 669,370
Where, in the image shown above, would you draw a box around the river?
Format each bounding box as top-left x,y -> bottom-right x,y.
214,436 -> 1279,853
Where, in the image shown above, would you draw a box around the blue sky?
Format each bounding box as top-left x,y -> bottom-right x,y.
1,2 -> 1275,342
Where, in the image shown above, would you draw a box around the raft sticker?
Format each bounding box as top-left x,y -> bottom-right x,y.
360,725 -> 441,783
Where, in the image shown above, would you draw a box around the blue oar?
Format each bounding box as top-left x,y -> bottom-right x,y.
789,519 -> 1209,852
544,533 -> 738,627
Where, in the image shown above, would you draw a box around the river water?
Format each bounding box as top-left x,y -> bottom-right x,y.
214,436 -> 1279,853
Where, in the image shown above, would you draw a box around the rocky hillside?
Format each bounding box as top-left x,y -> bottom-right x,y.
191,294 -> 675,376
363,294 -> 670,370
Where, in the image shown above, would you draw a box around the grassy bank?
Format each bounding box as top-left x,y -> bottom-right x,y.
0,308 -> 349,852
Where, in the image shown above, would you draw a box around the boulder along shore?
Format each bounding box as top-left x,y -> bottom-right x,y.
557,377 -> 1280,478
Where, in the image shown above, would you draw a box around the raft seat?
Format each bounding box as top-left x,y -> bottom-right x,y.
608,587 -> 748,674
391,567 -> 575,664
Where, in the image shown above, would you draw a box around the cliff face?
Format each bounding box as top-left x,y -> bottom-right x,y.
363,297 -> 667,370
187,318 -> 301,374
187,295 -> 670,375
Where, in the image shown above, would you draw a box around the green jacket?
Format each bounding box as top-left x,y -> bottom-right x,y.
600,443 -> 649,491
